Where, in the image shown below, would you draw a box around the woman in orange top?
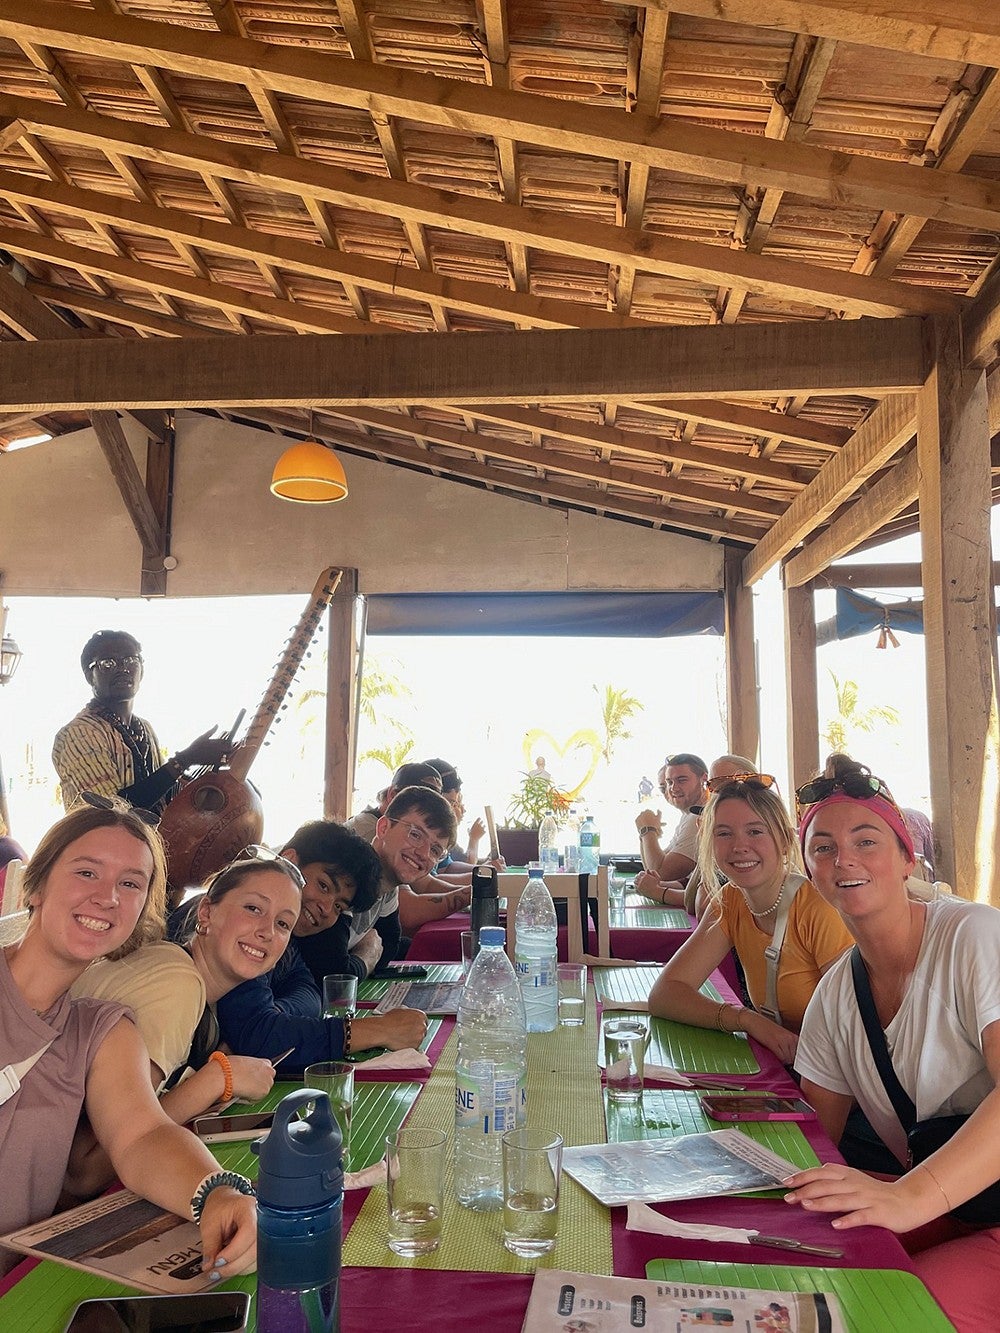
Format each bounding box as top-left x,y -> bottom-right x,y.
648,776 -> 853,1065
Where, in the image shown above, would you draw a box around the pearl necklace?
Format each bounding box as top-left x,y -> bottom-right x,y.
741,877 -> 785,919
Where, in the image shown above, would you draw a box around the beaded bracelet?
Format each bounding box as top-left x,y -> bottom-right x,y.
209,1050 -> 233,1103
714,1001 -> 730,1031
343,1013 -> 353,1057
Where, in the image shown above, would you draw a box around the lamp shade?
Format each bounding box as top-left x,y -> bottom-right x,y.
270,439 -> 349,503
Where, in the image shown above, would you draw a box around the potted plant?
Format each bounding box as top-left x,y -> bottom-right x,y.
498,772 -> 571,866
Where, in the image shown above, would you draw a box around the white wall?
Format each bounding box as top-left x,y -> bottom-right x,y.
1,413 -> 725,597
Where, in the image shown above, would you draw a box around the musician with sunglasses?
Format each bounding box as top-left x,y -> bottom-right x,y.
785,754 -> 1000,1333
648,773 -> 854,1065
52,629 -> 231,816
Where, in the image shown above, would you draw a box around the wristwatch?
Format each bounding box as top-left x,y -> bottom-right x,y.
190,1170 -> 255,1224
638,825 -> 659,838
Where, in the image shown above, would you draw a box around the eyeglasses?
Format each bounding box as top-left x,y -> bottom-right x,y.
88,655 -> 143,672
238,844 -> 306,890
79,790 -> 160,828
386,818 -> 447,863
795,769 -> 895,808
706,772 -> 777,795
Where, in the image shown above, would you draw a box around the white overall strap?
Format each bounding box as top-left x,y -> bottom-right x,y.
760,873 -> 807,1027
0,1039 -> 54,1108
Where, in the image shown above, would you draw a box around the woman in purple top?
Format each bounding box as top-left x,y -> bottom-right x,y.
0,800 -> 257,1277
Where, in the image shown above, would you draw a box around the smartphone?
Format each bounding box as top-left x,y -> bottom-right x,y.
370,964 -> 428,979
700,1093 -> 816,1122
193,1109 -> 275,1142
64,1291 -> 250,1332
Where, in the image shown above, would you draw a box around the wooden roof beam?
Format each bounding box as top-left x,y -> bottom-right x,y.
3,2 -> 1000,231
0,319 -> 929,414
742,393 -> 917,584
0,95 -> 960,319
0,263 -> 75,340
633,0 -> 1000,70
90,408 -> 164,555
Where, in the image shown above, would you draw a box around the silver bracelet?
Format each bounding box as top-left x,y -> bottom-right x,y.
190,1170 -> 255,1224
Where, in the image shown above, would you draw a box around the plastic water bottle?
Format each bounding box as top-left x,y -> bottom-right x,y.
513,867 -> 558,1033
454,926 -> 527,1210
255,1088 -> 343,1332
538,813 -> 560,872
579,814 -> 600,874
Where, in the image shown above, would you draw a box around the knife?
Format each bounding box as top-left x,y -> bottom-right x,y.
750,1234 -> 844,1258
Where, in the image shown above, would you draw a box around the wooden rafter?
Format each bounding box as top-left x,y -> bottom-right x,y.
89,409 -> 164,556
0,320 -> 929,414
0,264 -> 73,340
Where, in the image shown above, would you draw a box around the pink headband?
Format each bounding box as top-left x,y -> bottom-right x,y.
798,790 -> 915,862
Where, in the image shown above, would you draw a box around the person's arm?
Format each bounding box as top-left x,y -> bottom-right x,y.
158,1055 -> 276,1126
397,885 -> 471,935
216,971 -> 346,1077
633,869 -> 687,907
123,727 -> 233,809
352,1009 -> 428,1053
464,816 -> 486,863
84,1019 -> 256,1274
407,868 -> 472,894
649,910 -> 800,1064
785,1021 -> 1000,1233
635,809 -> 697,882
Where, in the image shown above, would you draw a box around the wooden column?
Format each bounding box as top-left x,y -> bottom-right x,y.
783,578 -> 819,789
324,568 -> 360,822
918,316 -> 1000,902
724,547 -> 760,763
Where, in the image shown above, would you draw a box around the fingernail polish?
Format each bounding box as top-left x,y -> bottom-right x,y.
208,1270 -> 222,1284
214,1256 -> 228,1268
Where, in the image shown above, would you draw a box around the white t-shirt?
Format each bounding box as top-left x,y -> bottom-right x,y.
795,897 -> 1000,1164
666,810 -> 700,863
69,940 -> 206,1092
344,808 -> 399,948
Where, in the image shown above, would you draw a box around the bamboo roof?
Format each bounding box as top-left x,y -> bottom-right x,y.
2,0 -> 1000,577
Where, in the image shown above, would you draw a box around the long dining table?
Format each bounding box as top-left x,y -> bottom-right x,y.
0,960 -> 952,1332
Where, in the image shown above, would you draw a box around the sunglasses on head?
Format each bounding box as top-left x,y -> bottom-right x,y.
238,844 -> 306,890
706,772 -> 776,795
79,790 -> 160,828
795,769 -> 894,808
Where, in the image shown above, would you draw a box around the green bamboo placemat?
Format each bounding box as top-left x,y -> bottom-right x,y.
592,968 -> 724,1008
646,1261 -> 953,1332
342,988 -> 613,1277
597,1010 -> 759,1075
616,905 -> 691,928
358,964 -> 463,1003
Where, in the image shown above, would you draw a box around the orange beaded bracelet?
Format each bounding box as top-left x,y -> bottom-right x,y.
209,1050 -> 233,1103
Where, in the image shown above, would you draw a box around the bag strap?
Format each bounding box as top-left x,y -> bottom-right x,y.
759,873 -> 806,1025
849,944 -> 917,1132
0,1039 -> 55,1108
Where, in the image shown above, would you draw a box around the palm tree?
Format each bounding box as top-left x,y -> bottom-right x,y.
822,671 -> 901,753
594,683 -> 644,764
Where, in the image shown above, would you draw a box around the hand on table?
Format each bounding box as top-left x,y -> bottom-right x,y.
783,1161 -> 934,1234
742,1010 -> 799,1064
227,1055 -> 276,1103
199,1188 -> 257,1275
354,1006 -> 428,1052
634,869 -> 661,899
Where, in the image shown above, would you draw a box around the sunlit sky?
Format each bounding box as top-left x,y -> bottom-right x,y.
4,518 -> 996,858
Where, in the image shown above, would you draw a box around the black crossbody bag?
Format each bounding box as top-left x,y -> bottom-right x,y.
851,945 -> 1000,1226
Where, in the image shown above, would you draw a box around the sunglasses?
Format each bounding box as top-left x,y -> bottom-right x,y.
79,790 -> 160,828
238,844 -> 306,891
795,770 -> 894,808
706,772 -> 777,795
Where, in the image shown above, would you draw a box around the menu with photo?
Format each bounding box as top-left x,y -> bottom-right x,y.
562,1129 -> 800,1207
373,980 -> 466,1015
1,1191 -> 216,1295
521,1269 -> 846,1333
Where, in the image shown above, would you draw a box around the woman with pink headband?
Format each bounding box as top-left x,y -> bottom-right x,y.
785,753 -> 1000,1332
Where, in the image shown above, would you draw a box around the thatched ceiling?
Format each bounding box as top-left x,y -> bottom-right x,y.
2,0 -> 1000,576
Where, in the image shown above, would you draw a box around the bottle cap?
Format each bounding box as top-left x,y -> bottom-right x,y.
479,926 -> 505,947
253,1087 -> 344,1209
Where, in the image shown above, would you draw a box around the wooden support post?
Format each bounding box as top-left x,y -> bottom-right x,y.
918,317 -> 1000,902
324,568 -> 359,822
724,547 -> 760,764
140,416 -> 175,597
784,579 -> 819,789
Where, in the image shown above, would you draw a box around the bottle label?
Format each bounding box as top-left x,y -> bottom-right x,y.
515,955 -> 556,989
456,1064 -> 523,1134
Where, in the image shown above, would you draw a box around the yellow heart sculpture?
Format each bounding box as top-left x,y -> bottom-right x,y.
522,728 -> 602,800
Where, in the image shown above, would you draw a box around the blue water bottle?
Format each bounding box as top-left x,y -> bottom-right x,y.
254,1088 -> 344,1333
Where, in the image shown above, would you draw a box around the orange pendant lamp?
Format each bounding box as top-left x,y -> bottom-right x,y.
270,415 -> 348,503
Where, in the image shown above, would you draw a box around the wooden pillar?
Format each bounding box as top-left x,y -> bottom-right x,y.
724,547 -> 760,763
324,568 -> 360,822
783,578 -> 819,789
917,316 -> 1000,902
140,417 -> 175,597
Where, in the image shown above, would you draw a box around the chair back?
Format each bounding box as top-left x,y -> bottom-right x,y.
500,867 -> 609,964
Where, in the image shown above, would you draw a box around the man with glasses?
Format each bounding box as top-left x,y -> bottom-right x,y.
52,629 -> 229,815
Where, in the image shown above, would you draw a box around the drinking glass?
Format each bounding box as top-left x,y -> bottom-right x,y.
603,1017 -> 647,1103
556,963 -> 586,1026
502,1128 -> 563,1258
304,1061 -> 354,1171
322,973 -> 358,1021
386,1126 -> 447,1257
460,928 -> 476,979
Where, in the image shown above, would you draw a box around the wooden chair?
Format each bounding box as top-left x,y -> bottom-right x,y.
500,867 -> 610,964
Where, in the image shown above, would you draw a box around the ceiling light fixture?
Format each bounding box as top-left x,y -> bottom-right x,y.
270,411 -> 348,504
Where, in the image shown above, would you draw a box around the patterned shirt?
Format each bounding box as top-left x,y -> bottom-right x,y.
52,705 -> 166,811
